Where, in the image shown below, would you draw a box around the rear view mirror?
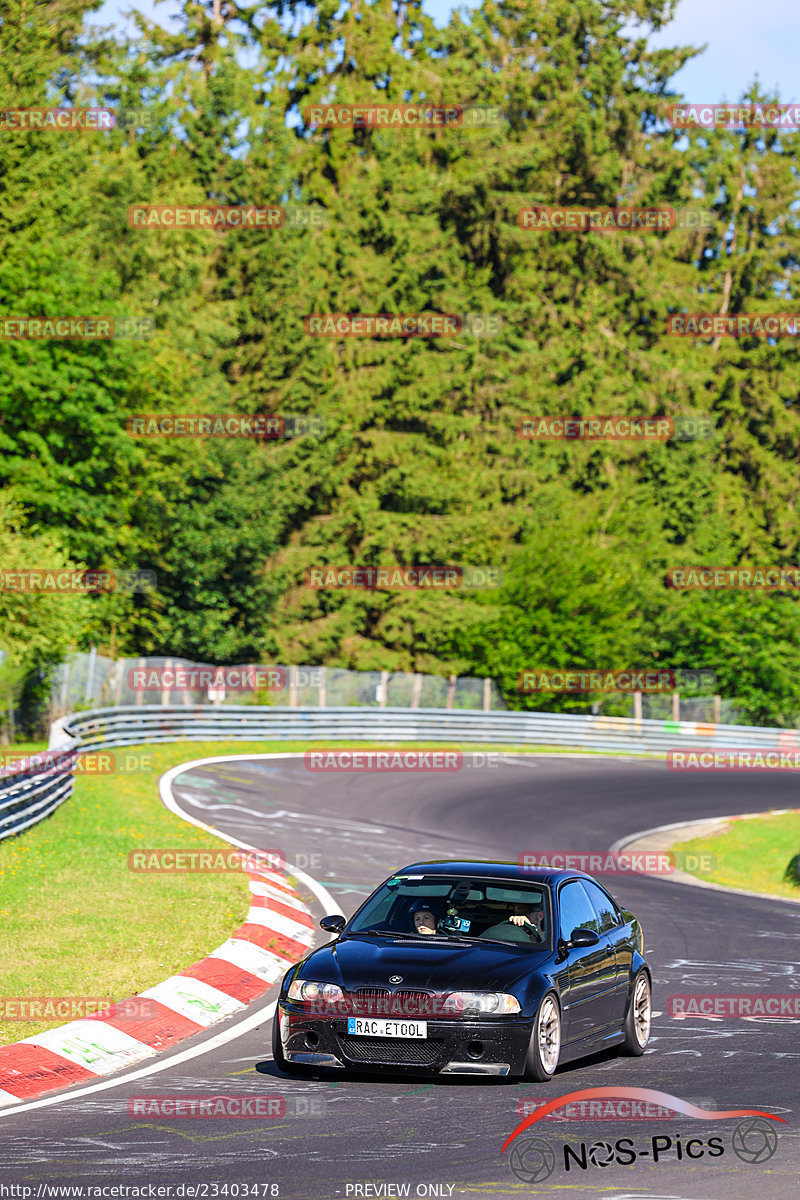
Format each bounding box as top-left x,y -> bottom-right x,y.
569,927 -> 600,947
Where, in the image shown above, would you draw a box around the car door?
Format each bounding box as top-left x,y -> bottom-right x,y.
556,879 -> 617,1043
580,878 -> 631,1024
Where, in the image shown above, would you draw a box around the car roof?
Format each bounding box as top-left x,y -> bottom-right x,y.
395,859 -> 594,889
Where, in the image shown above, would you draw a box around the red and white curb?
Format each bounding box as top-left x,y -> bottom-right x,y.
0,762 -> 326,1108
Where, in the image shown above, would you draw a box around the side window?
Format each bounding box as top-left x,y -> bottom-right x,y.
580,880 -> 619,933
558,880 -> 599,941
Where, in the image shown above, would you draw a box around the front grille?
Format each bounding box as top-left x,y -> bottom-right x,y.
337,1034 -> 443,1066
353,988 -> 390,1007
393,989 -> 434,1006
349,987 -> 437,1016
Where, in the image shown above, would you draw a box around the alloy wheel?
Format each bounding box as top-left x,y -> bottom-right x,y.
537,995 -> 561,1074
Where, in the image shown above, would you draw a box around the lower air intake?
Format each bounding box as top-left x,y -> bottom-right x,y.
337,1035 -> 442,1066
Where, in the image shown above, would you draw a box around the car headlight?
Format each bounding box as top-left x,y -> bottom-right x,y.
443,991 -> 521,1015
287,980 -> 344,1003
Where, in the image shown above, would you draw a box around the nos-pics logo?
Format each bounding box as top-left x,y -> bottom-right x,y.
502,1088 -> 783,1183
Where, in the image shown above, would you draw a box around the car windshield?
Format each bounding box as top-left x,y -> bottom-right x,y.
346,873 -> 551,947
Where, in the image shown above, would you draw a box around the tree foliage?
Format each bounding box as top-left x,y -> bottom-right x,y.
2,0 -> 800,723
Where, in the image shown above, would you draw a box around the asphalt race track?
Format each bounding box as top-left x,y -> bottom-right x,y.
3,752 -> 800,1198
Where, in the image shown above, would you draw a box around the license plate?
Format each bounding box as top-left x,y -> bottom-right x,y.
347,1017 -> 427,1038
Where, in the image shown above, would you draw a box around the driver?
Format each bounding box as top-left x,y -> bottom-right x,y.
481,902 -> 544,943
409,899 -> 442,935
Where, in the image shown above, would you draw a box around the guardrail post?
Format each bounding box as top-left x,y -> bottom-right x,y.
483,678 -> 491,712
319,667 -> 326,707
411,674 -> 422,708
633,691 -> 642,722
446,674 -> 456,709
289,665 -> 298,707
162,658 -> 172,707
672,690 -> 680,722
135,657 -> 144,706
713,694 -> 721,723
378,670 -> 388,708
60,655 -> 71,712
84,646 -> 97,703
111,659 -> 123,706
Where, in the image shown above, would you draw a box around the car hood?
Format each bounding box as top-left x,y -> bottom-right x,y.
302,934 -> 549,993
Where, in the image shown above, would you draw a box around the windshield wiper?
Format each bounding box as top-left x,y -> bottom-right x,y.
428,933 -> 477,945
363,929 -> 475,943
479,936 -> 545,946
364,930 -> 419,939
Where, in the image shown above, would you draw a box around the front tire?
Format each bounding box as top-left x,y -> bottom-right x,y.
523,992 -> 561,1081
620,969 -> 651,1056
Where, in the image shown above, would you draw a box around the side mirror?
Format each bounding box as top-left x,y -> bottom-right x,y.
569,927 -> 600,947
320,914 -> 346,934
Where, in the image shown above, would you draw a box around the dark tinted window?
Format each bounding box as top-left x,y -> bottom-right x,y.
558,880 -> 599,940
347,874 -> 549,943
580,880 -> 619,932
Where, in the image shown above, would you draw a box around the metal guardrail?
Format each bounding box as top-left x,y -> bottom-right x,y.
0,738 -> 80,840
0,704 -> 798,842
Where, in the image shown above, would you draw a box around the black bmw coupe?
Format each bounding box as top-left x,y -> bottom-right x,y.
272,860 -> 652,1080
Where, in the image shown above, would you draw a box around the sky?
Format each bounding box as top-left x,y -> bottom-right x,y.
91,0 -> 799,106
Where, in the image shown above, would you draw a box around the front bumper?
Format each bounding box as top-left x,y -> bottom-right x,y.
276,1002 -> 532,1076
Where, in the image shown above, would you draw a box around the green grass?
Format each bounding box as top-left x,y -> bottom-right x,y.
0,739 -> 264,1046
0,736 -> 603,1048
668,809 -> 800,900
0,740 -> 48,758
